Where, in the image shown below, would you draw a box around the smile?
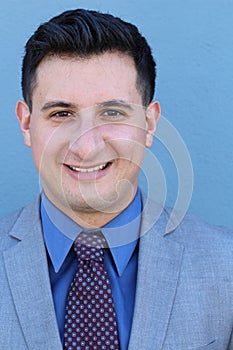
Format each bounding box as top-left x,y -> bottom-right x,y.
68,163 -> 108,173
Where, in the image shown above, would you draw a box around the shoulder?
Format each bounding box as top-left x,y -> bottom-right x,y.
163,210 -> 233,270
168,210 -> 233,249
0,197 -> 41,250
142,203 -> 233,280
141,190 -> 233,246
141,192 -> 233,257
0,208 -> 24,235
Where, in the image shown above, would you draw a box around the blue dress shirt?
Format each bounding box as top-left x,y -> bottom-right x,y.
40,189 -> 142,350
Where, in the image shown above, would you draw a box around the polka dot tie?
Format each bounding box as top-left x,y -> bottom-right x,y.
63,231 -> 120,350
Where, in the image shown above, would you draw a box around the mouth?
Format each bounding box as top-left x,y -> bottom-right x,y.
66,162 -> 110,173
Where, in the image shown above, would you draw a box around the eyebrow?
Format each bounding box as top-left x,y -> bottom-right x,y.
41,99 -> 134,112
97,100 -> 134,111
41,101 -> 77,112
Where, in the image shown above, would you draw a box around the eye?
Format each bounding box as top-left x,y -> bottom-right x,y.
101,109 -> 125,119
51,110 -> 73,119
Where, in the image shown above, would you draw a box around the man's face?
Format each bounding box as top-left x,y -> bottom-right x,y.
16,52 -> 160,226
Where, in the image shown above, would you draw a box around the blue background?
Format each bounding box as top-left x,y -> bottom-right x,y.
0,0 -> 232,228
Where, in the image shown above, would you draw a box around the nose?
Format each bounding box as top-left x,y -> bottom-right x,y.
68,114 -> 104,161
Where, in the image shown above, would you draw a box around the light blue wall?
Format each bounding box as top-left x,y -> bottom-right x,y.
0,0 -> 232,228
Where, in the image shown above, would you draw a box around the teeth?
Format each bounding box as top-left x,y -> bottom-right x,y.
69,163 -> 107,173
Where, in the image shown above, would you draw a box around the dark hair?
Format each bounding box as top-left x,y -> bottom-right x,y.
22,9 -> 156,111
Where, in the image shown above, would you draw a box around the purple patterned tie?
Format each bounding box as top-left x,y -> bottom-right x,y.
63,231 -> 120,350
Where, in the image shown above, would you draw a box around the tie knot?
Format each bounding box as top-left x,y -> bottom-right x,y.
74,231 -> 107,263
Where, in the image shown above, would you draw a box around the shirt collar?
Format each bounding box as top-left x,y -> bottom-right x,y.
41,189 -> 142,276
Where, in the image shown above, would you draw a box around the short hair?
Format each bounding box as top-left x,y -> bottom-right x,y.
22,9 -> 156,111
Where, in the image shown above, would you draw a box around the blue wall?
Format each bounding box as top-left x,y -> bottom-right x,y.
1,0 -> 233,228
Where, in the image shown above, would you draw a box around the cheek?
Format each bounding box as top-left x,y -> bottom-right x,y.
112,140 -> 146,170
108,123 -> 147,144
30,138 -> 47,171
111,126 -> 146,154
29,129 -> 58,168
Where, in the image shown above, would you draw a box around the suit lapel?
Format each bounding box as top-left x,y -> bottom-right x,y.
3,199 -> 62,350
128,199 -> 184,350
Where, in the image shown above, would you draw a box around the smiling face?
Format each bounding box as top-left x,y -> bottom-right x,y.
16,52 -> 160,227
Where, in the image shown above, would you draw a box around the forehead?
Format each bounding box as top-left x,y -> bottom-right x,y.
32,52 -> 142,108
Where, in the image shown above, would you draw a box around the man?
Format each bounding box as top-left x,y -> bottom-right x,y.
0,8 -> 232,350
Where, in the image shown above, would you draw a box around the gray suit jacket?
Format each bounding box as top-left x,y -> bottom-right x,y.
0,196 -> 233,350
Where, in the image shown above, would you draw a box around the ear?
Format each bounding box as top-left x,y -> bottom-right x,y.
145,101 -> 160,148
15,100 -> 31,147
